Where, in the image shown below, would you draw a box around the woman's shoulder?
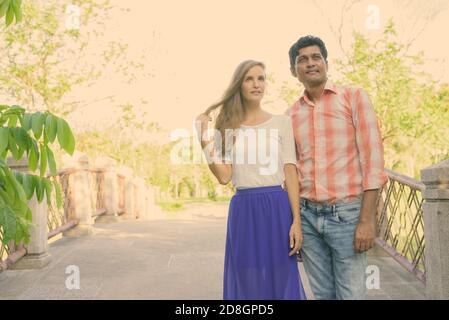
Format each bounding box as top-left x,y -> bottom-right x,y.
270,114 -> 292,126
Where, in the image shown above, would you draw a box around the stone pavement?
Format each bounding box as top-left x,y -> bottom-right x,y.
0,202 -> 425,299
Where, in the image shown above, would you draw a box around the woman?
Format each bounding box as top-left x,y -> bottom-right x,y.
195,60 -> 306,300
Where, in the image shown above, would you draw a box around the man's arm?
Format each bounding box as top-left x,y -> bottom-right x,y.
352,88 -> 388,253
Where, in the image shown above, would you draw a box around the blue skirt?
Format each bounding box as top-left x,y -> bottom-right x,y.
223,185 -> 307,300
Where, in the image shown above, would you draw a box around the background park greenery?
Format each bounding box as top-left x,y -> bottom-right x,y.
1,0 -> 448,218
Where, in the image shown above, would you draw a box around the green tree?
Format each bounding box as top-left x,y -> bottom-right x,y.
334,21 -> 449,177
0,105 -> 75,245
0,0 -> 76,248
0,0 -> 146,116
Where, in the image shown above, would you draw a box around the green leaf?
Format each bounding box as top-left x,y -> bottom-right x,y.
43,178 -> 52,206
46,114 -> 58,143
13,0 -> 21,23
28,140 -> 39,172
5,4 -> 14,27
57,117 -> 75,155
0,206 -> 16,245
12,171 -> 23,184
46,145 -> 57,176
8,105 -> 24,115
22,113 -> 32,131
22,173 -> 34,199
14,214 -> 31,244
39,143 -> 47,177
54,180 -> 62,208
0,0 -> 10,18
2,177 -> 16,204
35,176 -> 44,203
0,185 -> 13,205
13,127 -> 30,152
8,114 -> 18,128
8,131 -> 19,159
31,112 -> 45,140
0,127 -> 8,154
4,165 -> 26,203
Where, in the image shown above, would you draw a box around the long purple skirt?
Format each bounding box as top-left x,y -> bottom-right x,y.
223,185 -> 307,300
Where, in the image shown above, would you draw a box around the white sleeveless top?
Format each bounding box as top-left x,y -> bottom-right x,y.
218,114 -> 297,189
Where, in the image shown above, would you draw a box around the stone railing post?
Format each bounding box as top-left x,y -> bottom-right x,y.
62,152 -> 94,237
146,185 -> 163,219
118,165 -> 135,219
133,177 -> 147,219
94,157 -> 120,223
7,157 -> 51,269
421,159 -> 449,299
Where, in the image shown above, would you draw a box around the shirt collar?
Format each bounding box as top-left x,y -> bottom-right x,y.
300,79 -> 337,101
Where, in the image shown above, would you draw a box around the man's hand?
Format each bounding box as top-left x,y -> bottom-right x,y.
289,220 -> 303,256
354,219 -> 376,253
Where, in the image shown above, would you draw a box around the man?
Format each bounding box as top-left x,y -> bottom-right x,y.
285,35 -> 388,300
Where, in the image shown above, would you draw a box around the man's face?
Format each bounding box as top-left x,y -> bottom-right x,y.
291,45 -> 328,87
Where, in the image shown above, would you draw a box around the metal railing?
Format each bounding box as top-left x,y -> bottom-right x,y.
117,174 -> 125,214
47,171 -> 78,239
375,168 -> 426,283
89,169 -> 106,217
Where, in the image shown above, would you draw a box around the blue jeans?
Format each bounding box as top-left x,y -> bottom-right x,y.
299,198 -> 367,300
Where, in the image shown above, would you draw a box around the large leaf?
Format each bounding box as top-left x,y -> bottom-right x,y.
14,215 -> 31,244
7,114 -> 17,128
0,188 -> 12,206
43,178 -> 52,206
11,0 -> 21,23
13,127 -> 29,160
45,114 -> 57,143
46,145 -> 57,176
5,3 -> 14,27
31,112 -> 45,140
4,164 -> 26,203
0,127 -> 8,154
22,113 -> 32,131
13,0 -> 21,23
57,117 -> 75,155
8,131 -> 19,159
0,0 -> 10,18
0,206 -> 16,245
28,140 -> 39,172
39,143 -> 47,177
13,127 -> 30,151
21,173 -> 35,200
34,175 -> 44,203
54,180 -> 62,208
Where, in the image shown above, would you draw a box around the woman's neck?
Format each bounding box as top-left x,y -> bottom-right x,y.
244,101 -> 262,117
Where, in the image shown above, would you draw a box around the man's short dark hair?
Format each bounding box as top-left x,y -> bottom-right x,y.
288,35 -> 328,68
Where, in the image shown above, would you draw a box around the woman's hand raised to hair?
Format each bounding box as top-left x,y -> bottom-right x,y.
195,113 -> 212,146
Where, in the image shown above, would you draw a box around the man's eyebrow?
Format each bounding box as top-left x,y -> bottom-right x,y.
297,52 -> 322,58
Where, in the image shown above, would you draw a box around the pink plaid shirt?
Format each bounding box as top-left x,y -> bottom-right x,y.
285,80 -> 388,204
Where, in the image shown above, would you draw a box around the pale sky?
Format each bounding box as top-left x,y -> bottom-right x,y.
68,0 -> 449,141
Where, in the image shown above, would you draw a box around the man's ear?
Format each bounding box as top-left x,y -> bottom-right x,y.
290,67 -> 297,77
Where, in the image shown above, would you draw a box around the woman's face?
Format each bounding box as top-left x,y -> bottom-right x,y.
241,65 -> 266,104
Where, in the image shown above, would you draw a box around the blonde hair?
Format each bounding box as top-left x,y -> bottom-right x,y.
204,60 -> 266,155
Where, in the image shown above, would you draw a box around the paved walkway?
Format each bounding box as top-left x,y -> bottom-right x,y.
0,203 -> 425,299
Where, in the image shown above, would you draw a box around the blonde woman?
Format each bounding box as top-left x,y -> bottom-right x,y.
195,60 -> 307,300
